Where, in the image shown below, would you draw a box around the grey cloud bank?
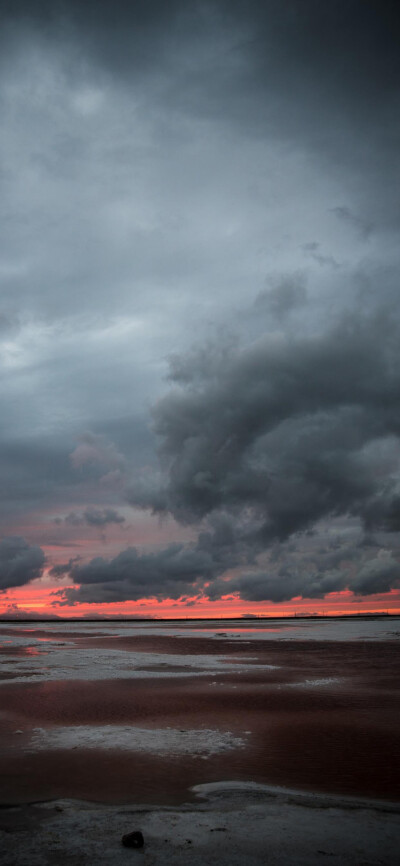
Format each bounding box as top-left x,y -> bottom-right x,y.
143,312 -> 400,535
66,306 -> 400,605
0,537 -> 45,591
0,1 -> 399,606
56,507 -> 126,528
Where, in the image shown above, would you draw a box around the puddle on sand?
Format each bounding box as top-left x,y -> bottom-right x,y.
0,620 -> 399,805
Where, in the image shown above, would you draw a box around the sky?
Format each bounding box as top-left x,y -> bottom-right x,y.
1,0 -> 400,618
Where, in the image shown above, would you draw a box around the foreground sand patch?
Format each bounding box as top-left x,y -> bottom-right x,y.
1,785 -> 399,866
28,725 -> 247,757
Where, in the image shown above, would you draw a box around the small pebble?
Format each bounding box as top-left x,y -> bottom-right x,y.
121,831 -> 144,849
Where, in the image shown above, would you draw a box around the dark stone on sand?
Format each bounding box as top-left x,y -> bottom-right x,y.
122,830 -> 144,848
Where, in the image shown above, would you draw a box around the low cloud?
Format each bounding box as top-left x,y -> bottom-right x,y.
54,511 -> 254,604
352,552 -> 400,596
129,310 -> 400,541
56,542 -> 213,604
56,304 -> 400,606
0,537 -> 45,591
56,507 -> 125,528
125,307 -> 400,602
49,557 -> 81,578
0,603 -> 60,620
54,305 -> 400,606
212,551 -> 400,603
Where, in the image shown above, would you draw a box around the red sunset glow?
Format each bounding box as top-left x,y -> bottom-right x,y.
2,575 -> 399,620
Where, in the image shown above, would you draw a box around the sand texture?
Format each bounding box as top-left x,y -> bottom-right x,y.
1,785 -> 400,866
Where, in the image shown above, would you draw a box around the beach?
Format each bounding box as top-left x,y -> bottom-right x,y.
1,618 -> 399,863
2,785 -> 400,866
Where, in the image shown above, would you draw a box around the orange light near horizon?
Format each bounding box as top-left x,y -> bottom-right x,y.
1,580 -> 400,619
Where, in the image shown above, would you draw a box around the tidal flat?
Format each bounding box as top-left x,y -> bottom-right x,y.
1,617 -> 399,864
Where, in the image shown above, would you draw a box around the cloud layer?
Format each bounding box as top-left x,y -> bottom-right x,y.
142,311 -> 400,536
1,1 -> 399,609
0,537 -> 45,591
71,303 -> 400,604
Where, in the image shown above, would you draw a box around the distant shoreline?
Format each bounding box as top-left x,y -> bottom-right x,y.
1,613 -> 399,623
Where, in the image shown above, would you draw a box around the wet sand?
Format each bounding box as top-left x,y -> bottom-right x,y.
1,630 -> 399,804
1,620 -> 400,864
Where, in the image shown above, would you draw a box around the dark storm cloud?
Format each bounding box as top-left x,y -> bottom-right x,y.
213,549 -> 400,603
219,1 -> 400,172
0,0 -> 183,46
211,568 -> 349,604
351,553 -> 400,596
65,302 -> 400,606
0,537 -> 45,590
55,509 -> 254,604
129,309 -> 400,538
208,534 -> 358,603
239,1 -> 400,102
120,304 -> 400,603
49,556 -> 81,578
57,541 -> 216,604
3,1 -> 399,118
205,521 -> 400,603
0,0 -> 210,89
